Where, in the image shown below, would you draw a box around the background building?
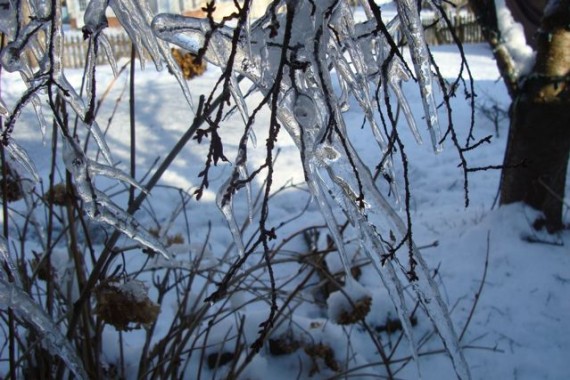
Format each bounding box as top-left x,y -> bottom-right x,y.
66,0 -> 272,29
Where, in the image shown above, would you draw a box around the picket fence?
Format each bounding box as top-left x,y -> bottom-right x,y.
62,32 -> 135,69
422,11 -> 483,45
61,11 -> 484,69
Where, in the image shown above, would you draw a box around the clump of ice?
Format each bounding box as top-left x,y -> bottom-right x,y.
118,279 -> 150,303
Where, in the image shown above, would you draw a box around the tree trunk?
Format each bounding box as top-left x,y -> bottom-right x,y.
499,1 -> 570,231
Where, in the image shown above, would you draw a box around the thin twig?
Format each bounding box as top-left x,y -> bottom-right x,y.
460,231 -> 490,341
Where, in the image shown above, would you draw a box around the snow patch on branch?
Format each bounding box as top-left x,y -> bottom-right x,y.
495,0 -> 535,76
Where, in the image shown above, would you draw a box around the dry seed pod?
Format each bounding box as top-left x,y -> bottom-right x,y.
269,336 -> 302,356
0,164 -> 23,202
171,48 -> 207,80
335,296 -> 372,325
95,279 -> 160,331
304,343 -> 340,376
31,256 -> 54,282
327,280 -> 372,325
44,183 -> 70,206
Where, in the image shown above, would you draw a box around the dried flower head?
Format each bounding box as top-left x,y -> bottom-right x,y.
95,279 -> 160,331
206,351 -> 235,370
304,343 -> 340,376
31,254 -> 55,282
336,296 -> 372,325
44,183 -> 70,206
171,48 -> 207,80
269,335 -> 302,356
327,280 -> 372,325
0,164 -> 23,202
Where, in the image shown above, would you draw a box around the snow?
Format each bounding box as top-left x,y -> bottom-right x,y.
1,9 -> 570,380
494,0 -> 535,75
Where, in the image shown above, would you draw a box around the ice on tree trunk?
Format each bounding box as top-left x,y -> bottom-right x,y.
153,0 -> 470,378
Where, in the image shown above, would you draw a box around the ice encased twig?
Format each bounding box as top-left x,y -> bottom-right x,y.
62,138 -> 170,259
0,239 -> 87,380
396,0 -> 442,151
0,280 -> 88,379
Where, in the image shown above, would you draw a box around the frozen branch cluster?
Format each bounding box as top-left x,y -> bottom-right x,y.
153,0 -> 469,378
0,0 -> 472,378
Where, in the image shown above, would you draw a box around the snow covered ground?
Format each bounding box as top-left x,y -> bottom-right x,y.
2,39 -> 569,379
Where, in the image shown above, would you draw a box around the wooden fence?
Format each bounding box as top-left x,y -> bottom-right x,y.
62,33 -> 135,69
61,11 -> 484,69
422,11 -> 484,45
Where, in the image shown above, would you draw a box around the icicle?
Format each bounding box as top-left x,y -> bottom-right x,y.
137,0 -> 195,106
48,0 -> 65,78
5,139 -> 40,183
352,220 -> 420,367
0,279 -> 88,379
352,10 -> 424,146
238,164 -> 254,223
87,189 -> 170,258
331,51 -> 400,199
411,249 -> 471,380
335,67 -> 350,113
84,119 -> 113,164
55,76 -> 113,164
99,33 -> 119,77
152,14 -> 206,56
84,41 -> 98,114
0,97 -> 8,116
215,139 -> 252,256
109,0 -> 154,68
388,61 -> 423,144
307,171 -> 353,276
88,160 -> 147,193
107,2 -> 193,106
314,131 -> 469,377
228,74 -> 250,127
156,38 -> 194,107
395,0 -> 442,152
30,94 -> 49,142
337,141 -> 468,379
216,186 -> 246,257
0,237 -> 21,286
